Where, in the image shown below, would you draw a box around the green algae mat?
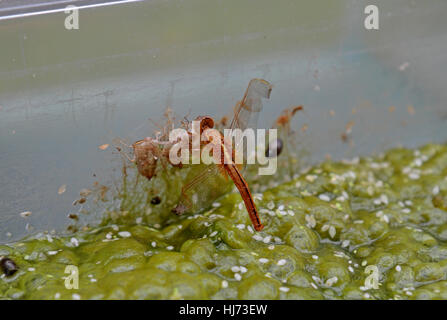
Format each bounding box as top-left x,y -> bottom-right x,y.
1,143 -> 447,300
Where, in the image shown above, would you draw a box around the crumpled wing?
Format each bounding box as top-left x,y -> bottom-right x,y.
230,79 -> 272,132
229,79 -> 272,171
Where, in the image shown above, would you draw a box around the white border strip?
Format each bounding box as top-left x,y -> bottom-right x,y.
0,0 -> 144,21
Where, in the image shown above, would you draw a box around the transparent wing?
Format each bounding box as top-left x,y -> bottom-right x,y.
229,78 -> 272,171
230,79 -> 272,132
174,165 -> 231,214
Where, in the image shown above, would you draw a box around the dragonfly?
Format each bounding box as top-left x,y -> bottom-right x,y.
172,79 -> 273,231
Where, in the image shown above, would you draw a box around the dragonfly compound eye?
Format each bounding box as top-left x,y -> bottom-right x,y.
195,116 -> 215,132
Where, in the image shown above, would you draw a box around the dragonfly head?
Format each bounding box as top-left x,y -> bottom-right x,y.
194,116 -> 215,133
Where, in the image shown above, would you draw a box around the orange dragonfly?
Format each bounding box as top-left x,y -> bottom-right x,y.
172,79 -> 272,231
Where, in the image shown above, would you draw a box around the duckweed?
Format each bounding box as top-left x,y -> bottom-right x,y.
1,143 -> 447,299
